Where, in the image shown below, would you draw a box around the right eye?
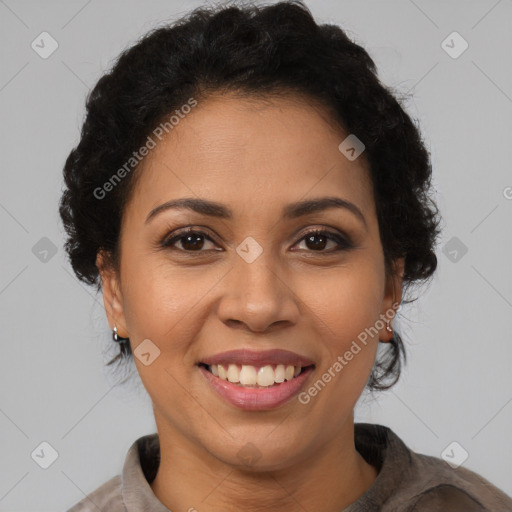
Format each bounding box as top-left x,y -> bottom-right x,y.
161,228 -> 220,252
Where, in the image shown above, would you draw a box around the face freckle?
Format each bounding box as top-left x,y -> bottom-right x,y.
101,92 -> 403,476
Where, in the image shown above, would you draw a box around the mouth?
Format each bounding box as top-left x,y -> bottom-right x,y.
198,362 -> 314,388
197,349 -> 316,411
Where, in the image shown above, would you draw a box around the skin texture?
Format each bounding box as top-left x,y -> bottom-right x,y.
97,93 -> 404,512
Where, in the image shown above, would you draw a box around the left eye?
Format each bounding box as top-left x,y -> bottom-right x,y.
161,228 -> 350,253
294,229 -> 349,252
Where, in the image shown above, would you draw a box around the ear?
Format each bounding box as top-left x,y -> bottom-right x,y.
96,250 -> 129,338
379,257 -> 405,342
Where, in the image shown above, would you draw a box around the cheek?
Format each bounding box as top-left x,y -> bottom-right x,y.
300,273 -> 382,411
298,259 -> 385,347
295,260 -> 384,406
120,253 -> 223,352
120,260 -> 180,335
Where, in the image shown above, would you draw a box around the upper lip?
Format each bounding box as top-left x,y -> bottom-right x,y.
200,348 -> 315,367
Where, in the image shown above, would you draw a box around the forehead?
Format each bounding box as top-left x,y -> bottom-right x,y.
126,94 -> 375,224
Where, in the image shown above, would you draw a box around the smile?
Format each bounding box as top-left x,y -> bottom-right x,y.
201,363 -> 308,387
197,348 -> 316,410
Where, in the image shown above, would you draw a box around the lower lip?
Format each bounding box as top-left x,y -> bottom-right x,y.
199,365 -> 314,411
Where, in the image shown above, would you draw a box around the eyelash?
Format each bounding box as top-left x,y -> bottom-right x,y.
160,227 -> 352,254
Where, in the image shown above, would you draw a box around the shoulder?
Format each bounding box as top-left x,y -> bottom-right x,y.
405,452 -> 512,511
391,439 -> 512,511
354,424 -> 512,512
66,475 -> 124,512
405,483 -> 493,511
64,433 -> 161,512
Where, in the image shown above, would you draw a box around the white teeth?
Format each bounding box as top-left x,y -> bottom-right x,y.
227,364 -> 240,383
257,365 -> 275,387
218,364 -> 227,380
207,363 -> 304,387
239,365 -> 257,386
275,364 -> 285,383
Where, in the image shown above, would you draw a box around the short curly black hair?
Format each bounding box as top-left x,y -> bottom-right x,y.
59,0 -> 441,391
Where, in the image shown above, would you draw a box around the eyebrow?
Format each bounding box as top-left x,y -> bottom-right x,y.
145,196 -> 367,228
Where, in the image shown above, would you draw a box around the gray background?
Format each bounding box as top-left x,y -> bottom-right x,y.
0,0 -> 511,510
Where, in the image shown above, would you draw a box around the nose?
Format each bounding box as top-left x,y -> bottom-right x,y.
217,250 -> 301,333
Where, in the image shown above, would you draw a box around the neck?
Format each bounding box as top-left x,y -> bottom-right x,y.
150,417 -> 378,512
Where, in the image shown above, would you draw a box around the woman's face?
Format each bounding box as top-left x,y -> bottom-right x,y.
98,93 -> 403,470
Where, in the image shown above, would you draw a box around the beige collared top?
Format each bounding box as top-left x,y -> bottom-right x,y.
66,423 -> 512,511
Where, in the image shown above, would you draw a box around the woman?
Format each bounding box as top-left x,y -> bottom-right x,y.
60,1 -> 512,510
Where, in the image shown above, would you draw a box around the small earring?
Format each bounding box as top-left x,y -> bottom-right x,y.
379,321 -> 394,344
112,324 -> 129,343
